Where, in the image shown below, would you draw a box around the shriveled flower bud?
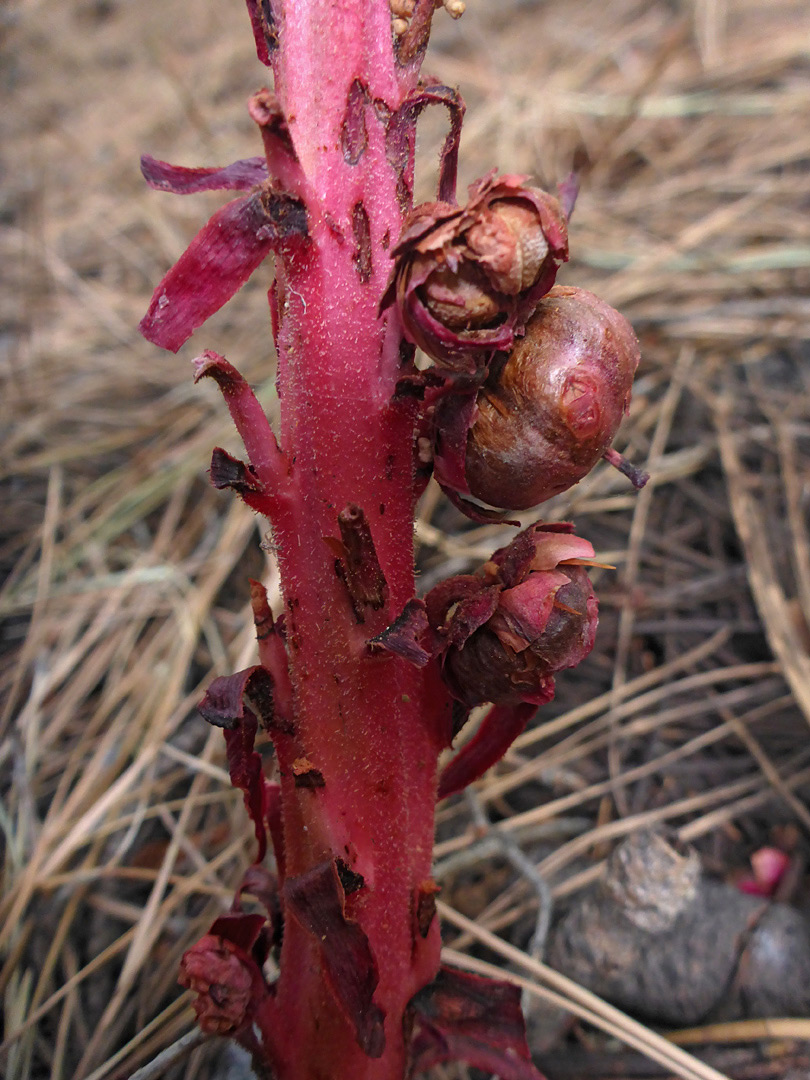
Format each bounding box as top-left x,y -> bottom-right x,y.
426,523 -> 598,707
179,932 -> 259,1035
463,286 -> 641,509
387,173 -> 568,370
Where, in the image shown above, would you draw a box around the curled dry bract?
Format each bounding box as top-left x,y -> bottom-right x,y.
390,173 -> 569,369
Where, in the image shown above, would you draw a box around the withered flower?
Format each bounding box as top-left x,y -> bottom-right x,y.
388,173 -> 568,369
459,285 -> 641,509
178,911 -> 270,1035
180,933 -> 259,1035
426,523 -> 599,707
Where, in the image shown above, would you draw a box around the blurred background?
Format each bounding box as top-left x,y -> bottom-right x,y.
2,1 -> 810,1077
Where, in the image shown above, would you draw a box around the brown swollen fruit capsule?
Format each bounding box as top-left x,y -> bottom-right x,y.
464,286 -> 640,510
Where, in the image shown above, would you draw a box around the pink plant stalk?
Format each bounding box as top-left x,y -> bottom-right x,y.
138,2 -> 644,1078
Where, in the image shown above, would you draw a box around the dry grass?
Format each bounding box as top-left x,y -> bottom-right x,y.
2,0 -> 810,1077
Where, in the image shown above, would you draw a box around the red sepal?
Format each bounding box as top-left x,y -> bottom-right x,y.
224,712 -> 270,864
198,666 -> 280,863
139,189 -> 306,352
198,665 -> 276,731
193,351 -> 287,494
438,701 -> 542,800
140,153 -> 268,193
410,965 -> 546,1080
284,861 -> 386,1058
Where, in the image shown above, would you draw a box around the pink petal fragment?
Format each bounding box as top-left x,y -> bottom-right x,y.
491,570 -> 570,652
410,965 -> 546,1080
140,154 -> 269,193
438,702 -> 537,800
140,191 -> 306,352
750,846 -> 790,893
284,861 -> 386,1058
739,846 -> 791,897
529,532 -> 595,572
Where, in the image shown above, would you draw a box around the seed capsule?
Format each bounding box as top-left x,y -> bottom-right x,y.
464,286 -> 640,510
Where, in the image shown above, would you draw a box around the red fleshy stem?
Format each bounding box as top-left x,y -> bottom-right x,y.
138,2 -> 610,1077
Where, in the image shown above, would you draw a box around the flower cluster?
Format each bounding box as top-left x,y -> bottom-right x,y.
382,167 -> 644,752
388,174 -> 645,516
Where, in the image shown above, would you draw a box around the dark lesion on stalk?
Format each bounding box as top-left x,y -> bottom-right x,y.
336,857 -> 365,895
292,756 -> 326,789
351,201 -> 373,282
210,446 -> 264,495
341,80 -> 369,165
257,186 -> 308,238
332,504 -> 389,621
414,878 -> 441,938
